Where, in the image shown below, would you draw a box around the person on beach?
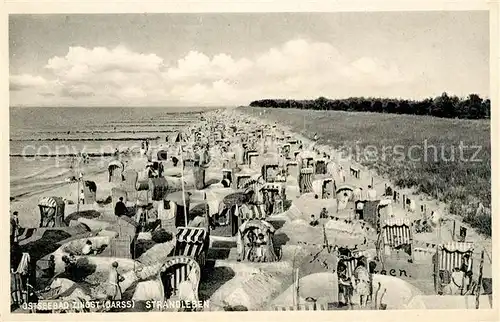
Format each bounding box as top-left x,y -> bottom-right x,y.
367,185 -> 377,201
460,254 -> 473,294
338,167 -> 346,182
106,261 -> 124,300
10,211 -> 20,245
245,231 -> 258,261
82,240 -> 95,255
352,259 -> 371,307
319,207 -> 329,219
79,189 -> 85,205
353,187 -> 362,201
337,193 -> 349,211
337,262 -> 353,307
255,233 -> 266,262
310,215 -> 319,227
114,197 -> 128,217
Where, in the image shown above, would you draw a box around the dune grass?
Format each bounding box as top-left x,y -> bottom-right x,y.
240,107 -> 491,236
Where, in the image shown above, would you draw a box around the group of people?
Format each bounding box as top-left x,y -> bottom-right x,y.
337,256 -> 372,308
442,254 -> 475,295
309,207 -> 331,226
239,230 -> 274,262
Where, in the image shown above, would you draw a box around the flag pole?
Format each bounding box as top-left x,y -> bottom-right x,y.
476,250 -> 484,309
179,133 -> 188,227
76,155 -> 82,213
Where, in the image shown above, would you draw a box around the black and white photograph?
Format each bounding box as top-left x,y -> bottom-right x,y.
7,10 -> 494,315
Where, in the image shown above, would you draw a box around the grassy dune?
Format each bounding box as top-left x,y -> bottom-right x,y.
240,107 -> 491,236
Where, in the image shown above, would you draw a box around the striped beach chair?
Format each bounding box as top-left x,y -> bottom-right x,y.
381,218 -> 413,256
175,227 -> 209,268
158,256 -> 201,300
299,168 -> 314,194
238,204 -> 268,225
435,242 -> 474,294
38,196 -> 65,227
338,256 -> 360,279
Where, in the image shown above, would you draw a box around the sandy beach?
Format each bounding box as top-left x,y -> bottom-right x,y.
9,107 -> 492,313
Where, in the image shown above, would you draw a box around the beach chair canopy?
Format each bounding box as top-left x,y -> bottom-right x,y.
176,227 -> 208,244
262,182 -> 282,191
382,218 -> 413,248
221,192 -> 250,208
239,219 -> 275,235
336,184 -> 356,194
108,160 -> 124,170
238,204 -> 268,221
38,196 -> 64,208
438,242 -> 474,271
158,256 -> 201,301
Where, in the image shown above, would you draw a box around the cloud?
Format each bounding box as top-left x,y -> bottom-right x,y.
9,39 -> 413,106
10,74 -> 48,91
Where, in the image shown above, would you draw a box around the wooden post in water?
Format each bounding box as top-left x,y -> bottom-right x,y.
295,268 -> 300,310
476,251 -> 485,309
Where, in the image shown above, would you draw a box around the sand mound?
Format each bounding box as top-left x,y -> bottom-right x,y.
212,270 -> 287,310
405,295 -> 493,309
272,272 -> 337,307
132,279 -> 164,301
61,236 -> 111,255
271,273 -> 422,309
371,274 -> 423,309
283,204 -> 302,220
77,217 -> 112,231
137,239 -> 176,266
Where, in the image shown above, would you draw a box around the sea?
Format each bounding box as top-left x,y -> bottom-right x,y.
9,106 -> 213,199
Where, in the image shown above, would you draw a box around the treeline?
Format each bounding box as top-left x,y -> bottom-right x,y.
249,93 -> 490,119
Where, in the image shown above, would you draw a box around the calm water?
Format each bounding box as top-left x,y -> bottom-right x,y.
9,106 -> 213,197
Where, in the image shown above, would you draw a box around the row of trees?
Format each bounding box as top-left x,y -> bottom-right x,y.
249,93 -> 490,119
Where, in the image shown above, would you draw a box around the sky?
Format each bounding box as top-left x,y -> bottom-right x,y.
9,12 -> 490,107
